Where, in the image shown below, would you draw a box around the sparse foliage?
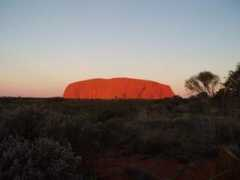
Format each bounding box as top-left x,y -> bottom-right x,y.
185,71 -> 220,96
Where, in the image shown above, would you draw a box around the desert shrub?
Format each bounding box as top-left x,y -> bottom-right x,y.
215,117 -> 240,144
0,105 -> 48,140
0,103 -> 112,156
1,97 -> 240,162
127,113 -> 218,160
0,136 -> 83,180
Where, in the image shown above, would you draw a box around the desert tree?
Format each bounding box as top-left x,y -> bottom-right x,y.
185,71 -> 220,96
224,63 -> 240,96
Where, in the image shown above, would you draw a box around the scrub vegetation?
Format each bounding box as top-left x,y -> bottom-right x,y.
0,63 -> 239,180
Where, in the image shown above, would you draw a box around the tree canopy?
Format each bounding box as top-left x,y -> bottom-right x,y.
224,63 -> 240,96
185,71 -> 220,96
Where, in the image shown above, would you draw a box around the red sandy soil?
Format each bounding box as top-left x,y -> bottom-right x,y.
64,78 -> 175,99
87,150 -> 217,180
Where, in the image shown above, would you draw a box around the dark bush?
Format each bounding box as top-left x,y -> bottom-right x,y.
0,105 -> 48,140
0,136 -> 83,180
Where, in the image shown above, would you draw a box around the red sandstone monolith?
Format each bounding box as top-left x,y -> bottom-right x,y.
64,78 -> 175,99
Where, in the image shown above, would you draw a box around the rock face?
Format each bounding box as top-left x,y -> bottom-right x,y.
63,78 -> 175,99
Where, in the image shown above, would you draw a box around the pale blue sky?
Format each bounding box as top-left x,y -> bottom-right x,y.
0,0 -> 239,97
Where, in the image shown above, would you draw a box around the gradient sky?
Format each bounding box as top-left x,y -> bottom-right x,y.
0,0 -> 240,97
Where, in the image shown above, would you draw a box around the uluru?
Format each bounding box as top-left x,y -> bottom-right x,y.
64,78 -> 175,100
